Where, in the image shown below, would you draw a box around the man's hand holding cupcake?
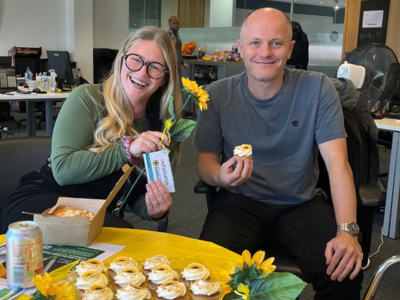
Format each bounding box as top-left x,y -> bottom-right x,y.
214,144 -> 253,188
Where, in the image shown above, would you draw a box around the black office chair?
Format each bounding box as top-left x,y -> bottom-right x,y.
0,137 -> 52,221
194,110 -> 381,283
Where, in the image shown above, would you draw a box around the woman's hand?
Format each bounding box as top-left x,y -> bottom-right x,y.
145,180 -> 172,219
129,131 -> 170,158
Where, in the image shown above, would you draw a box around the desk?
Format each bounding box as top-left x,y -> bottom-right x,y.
0,228 -> 240,292
375,118 -> 400,238
0,92 -> 68,136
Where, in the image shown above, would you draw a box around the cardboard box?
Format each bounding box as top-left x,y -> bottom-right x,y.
34,164 -> 134,247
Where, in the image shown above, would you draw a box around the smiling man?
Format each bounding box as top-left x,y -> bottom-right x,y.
193,8 -> 363,300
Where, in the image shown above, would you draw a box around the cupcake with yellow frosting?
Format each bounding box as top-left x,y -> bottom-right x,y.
75,259 -> 106,277
142,255 -> 170,277
189,280 -> 221,300
81,285 -> 114,300
156,281 -> 187,300
115,284 -> 151,300
180,263 -> 210,287
75,271 -> 109,293
114,268 -> 146,290
233,144 -> 252,162
109,257 -> 139,279
148,265 -> 178,291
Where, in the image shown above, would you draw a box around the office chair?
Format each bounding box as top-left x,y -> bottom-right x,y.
0,137 -> 52,221
194,111 -> 381,283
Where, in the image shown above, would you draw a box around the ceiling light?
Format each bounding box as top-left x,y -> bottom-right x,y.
333,5 -> 340,11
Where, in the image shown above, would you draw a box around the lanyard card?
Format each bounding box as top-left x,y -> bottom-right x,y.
143,150 -> 175,193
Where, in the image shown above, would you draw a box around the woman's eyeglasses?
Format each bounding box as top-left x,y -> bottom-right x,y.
124,53 -> 169,79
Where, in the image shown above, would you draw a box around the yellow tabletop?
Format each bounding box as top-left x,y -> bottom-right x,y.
1,228 -> 241,291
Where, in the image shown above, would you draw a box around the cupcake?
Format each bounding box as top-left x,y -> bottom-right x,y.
233,144 -> 252,162
75,259 -> 106,276
81,285 -> 114,300
180,264 -> 210,287
115,284 -> 151,300
148,265 -> 178,291
109,257 -> 139,279
114,268 -> 146,290
189,280 -> 221,300
156,281 -> 187,300
142,255 -> 170,277
75,271 -> 109,293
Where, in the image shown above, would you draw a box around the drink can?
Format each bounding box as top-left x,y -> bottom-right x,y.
6,221 -> 43,288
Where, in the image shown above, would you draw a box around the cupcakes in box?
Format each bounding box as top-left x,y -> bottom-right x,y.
75,259 -> 106,277
189,280 -> 221,300
142,255 -> 170,277
115,284 -> 151,300
81,285 -> 114,300
75,271 -> 109,293
114,267 -> 146,290
180,263 -> 210,287
156,281 -> 187,300
148,265 -> 178,291
109,257 -> 139,280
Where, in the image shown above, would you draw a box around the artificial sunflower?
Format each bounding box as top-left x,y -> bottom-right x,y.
236,250 -> 276,275
31,272 -> 74,300
182,77 -> 210,111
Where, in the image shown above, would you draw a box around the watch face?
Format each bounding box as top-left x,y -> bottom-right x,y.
349,222 -> 360,235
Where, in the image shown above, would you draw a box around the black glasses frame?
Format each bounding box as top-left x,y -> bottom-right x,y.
123,53 -> 170,79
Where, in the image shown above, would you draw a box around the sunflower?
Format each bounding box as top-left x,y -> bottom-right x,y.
182,78 -> 210,111
31,272 -> 74,300
236,250 -> 276,275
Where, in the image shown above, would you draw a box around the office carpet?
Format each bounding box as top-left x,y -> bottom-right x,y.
2,114 -> 400,299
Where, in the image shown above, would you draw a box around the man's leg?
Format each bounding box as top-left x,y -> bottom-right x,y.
199,190 -> 275,254
273,194 -> 363,300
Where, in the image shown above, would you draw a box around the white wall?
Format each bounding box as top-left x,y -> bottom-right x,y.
209,0 -> 236,27
93,0 -> 129,50
161,0 -> 177,31
0,0 -> 129,82
0,0 -> 67,58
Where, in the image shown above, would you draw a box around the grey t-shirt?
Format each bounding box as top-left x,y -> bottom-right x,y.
192,69 -> 346,205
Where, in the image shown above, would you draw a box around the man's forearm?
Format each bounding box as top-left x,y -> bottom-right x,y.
328,161 -> 357,225
197,155 -> 222,187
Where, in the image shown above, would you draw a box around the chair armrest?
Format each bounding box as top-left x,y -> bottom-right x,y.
194,179 -> 216,194
360,183 -> 382,207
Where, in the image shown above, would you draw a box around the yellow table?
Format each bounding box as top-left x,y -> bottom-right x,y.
1,228 -> 241,292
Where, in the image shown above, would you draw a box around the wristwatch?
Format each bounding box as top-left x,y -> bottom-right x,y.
337,222 -> 360,236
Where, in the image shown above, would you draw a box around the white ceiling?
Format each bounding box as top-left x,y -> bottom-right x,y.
266,0 -> 346,8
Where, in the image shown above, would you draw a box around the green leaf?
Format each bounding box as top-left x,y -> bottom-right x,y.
222,292 -> 242,300
168,91 -> 176,121
169,119 -> 196,143
48,294 -> 56,300
249,272 -> 307,300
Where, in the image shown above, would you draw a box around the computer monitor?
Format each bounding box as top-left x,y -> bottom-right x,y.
46,50 -> 74,86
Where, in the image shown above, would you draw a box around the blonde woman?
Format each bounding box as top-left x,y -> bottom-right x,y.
1,27 -> 182,232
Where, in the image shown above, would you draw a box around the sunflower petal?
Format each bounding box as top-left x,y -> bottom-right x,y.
251,251 -> 265,266
242,250 -> 252,267
260,257 -> 275,267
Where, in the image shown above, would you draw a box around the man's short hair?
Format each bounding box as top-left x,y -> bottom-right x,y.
168,16 -> 178,23
240,9 -> 292,41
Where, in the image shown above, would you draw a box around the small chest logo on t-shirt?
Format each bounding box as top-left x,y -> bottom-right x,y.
292,120 -> 300,127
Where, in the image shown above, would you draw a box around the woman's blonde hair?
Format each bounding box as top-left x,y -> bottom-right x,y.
90,26 -> 182,167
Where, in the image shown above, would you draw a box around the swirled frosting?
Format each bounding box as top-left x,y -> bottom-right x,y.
81,286 -> 113,300
233,145 -> 252,157
114,269 -> 145,287
148,265 -> 177,284
110,257 -> 138,274
190,280 -> 221,296
156,281 -> 186,299
116,285 -> 151,300
181,264 -> 210,281
75,260 -> 106,276
143,255 -> 170,270
75,272 -> 108,290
